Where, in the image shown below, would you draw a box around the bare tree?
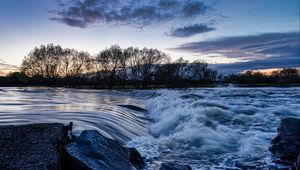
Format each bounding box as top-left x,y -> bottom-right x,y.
185,60 -> 208,81
127,48 -> 169,88
21,44 -> 64,78
155,57 -> 188,87
60,49 -> 92,78
19,44 -> 219,88
95,45 -> 123,88
125,47 -> 141,87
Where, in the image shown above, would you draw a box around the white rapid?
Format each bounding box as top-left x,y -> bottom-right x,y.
127,87 -> 300,169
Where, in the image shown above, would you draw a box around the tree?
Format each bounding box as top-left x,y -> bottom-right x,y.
17,43 -> 222,88
155,57 -> 188,87
126,47 -> 142,87
21,44 -> 64,78
128,48 -> 169,88
60,49 -> 92,78
6,72 -> 29,84
185,61 -> 208,82
95,45 -> 123,88
118,47 -> 133,88
280,68 -> 299,77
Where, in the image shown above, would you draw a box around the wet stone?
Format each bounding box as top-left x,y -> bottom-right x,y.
269,117 -> 300,168
63,130 -> 144,170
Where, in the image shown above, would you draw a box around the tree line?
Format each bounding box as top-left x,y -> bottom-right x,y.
0,44 -> 218,88
224,68 -> 300,86
1,44 -> 299,88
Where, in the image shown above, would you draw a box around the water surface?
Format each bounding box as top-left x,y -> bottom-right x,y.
0,87 -> 149,143
0,87 -> 299,169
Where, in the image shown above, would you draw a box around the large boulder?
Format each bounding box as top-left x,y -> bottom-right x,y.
63,130 -> 144,170
0,123 -> 68,170
269,117 -> 300,167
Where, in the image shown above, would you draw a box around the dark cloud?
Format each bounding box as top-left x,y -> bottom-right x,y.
172,32 -> 300,73
158,0 -> 178,9
169,23 -> 215,37
51,0 -> 215,34
173,32 -> 299,56
50,17 -> 87,28
181,1 -> 209,17
212,55 -> 300,74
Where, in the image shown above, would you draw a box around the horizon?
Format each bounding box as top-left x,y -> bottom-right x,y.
0,0 -> 299,74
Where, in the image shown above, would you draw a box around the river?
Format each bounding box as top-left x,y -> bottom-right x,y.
0,87 -> 299,169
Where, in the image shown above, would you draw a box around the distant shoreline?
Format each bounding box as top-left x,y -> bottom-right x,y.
1,83 -> 300,89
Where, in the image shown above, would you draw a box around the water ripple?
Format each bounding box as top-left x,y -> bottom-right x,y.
0,87 -> 149,144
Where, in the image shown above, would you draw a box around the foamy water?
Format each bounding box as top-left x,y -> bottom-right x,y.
127,88 -> 300,169
0,87 -> 299,169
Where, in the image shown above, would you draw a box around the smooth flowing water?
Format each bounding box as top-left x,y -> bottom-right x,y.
0,87 -> 299,169
0,87 -> 150,143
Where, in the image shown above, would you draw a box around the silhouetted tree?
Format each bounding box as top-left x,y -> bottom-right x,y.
127,48 -> 169,88
21,44 -> 64,79
185,60 -> 217,84
13,43 -> 223,88
60,49 -> 92,78
126,47 -> 142,88
95,45 -> 123,88
279,68 -> 299,77
225,68 -> 300,85
155,57 -> 188,87
118,47 -> 133,88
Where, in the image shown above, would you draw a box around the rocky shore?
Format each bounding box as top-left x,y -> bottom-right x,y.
0,123 -> 144,170
2,117 -> 298,170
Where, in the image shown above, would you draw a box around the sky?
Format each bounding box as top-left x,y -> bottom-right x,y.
0,0 -> 299,74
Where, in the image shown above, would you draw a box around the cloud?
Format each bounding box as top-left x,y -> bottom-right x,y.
172,32 -> 300,73
158,0 -> 178,9
211,55 -> 300,74
181,1 -> 209,17
51,0 -> 217,37
169,23 -> 215,37
0,59 -> 19,76
50,17 -> 88,28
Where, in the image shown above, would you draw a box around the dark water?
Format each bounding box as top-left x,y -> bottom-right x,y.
0,87 -> 299,169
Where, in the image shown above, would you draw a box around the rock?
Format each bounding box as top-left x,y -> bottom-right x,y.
128,148 -> 145,170
269,117 -> 300,167
157,162 -> 192,170
277,117 -> 300,136
0,123 -> 68,170
63,130 -> 144,170
0,123 -> 144,170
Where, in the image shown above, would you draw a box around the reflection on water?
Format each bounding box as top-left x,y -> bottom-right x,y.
0,87 -> 150,143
